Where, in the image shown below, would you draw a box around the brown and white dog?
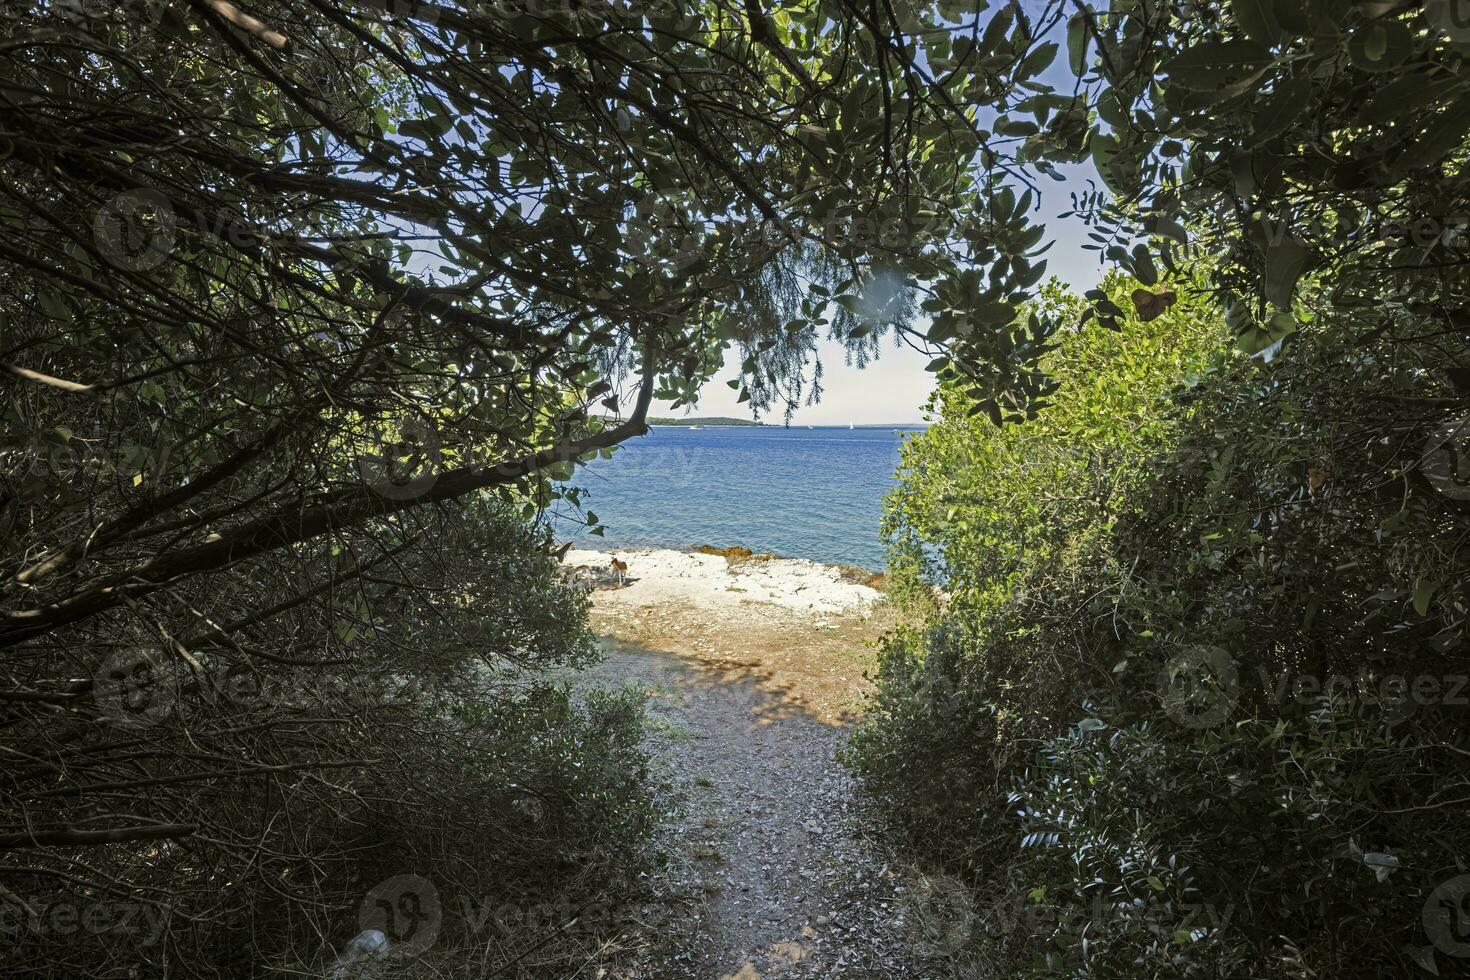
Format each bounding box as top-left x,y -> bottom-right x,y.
609,556 -> 628,585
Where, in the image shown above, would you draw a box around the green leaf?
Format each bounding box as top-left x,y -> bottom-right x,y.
38,291 -> 71,322
1019,42 -> 1059,79
977,4 -> 1014,58
937,0 -> 980,22
1273,0 -> 1312,36
1413,578 -> 1441,617
1067,12 -> 1090,76
974,301 -> 1016,324
1163,41 -> 1274,92
1131,244 -> 1159,286
1090,131 -> 1117,174
1264,230 -> 1310,310
1237,325 -> 1275,356
1251,74 -> 1311,143
1095,91 -> 1128,129
1237,312 -> 1297,355
1389,93 -> 1470,178
997,118 -> 1040,137
1362,73 -> 1464,126
1348,22 -> 1412,73
1231,151 -> 1259,198
1267,310 -> 1298,341
1231,0 -> 1284,45
1147,214 -> 1190,243
928,317 -> 958,342
398,116 -> 451,141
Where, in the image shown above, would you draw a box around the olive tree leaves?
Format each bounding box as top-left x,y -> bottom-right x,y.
1047,0 -> 1470,364
1161,40 -> 1274,92
1067,10 -> 1090,76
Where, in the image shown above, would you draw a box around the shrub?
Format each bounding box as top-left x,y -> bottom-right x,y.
850,277 -> 1470,977
0,503 -> 658,979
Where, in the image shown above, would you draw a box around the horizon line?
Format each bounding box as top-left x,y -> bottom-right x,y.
645,420 -> 929,427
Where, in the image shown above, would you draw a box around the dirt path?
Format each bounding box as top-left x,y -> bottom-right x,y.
579,594 -> 924,979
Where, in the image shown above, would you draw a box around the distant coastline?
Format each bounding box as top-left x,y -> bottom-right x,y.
643,417 -> 926,428
646,416 -> 765,427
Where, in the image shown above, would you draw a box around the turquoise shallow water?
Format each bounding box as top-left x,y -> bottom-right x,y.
559,425 -> 921,570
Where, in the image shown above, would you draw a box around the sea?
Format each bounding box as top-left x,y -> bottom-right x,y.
558,424 -> 923,570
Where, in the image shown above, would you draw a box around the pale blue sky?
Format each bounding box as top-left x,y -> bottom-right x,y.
657,11 -> 1106,426
657,175 -> 1104,425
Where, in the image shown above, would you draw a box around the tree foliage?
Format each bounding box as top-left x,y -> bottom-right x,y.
853,3 -> 1470,974
1062,0 -> 1470,360
0,0 -> 1066,972
858,267 -> 1470,975
11,0 -> 1470,973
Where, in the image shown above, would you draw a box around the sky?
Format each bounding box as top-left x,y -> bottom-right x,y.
654,175 -> 1105,426
653,12 -> 1109,426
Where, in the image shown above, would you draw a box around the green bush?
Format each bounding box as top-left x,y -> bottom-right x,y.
1,504 -> 659,980
851,276 -> 1470,977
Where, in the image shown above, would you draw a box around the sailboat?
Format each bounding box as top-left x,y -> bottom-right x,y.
848,421 -> 855,430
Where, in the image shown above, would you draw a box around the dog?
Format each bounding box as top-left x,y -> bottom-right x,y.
609,557 -> 628,585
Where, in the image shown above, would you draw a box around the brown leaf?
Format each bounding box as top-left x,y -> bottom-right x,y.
1131,287 -> 1177,322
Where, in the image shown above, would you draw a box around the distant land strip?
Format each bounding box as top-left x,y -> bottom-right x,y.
645,416 -> 766,427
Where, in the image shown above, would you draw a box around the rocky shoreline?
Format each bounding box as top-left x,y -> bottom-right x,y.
563,546 -> 884,619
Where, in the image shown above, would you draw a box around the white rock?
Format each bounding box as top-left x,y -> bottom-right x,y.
564,548 -> 879,616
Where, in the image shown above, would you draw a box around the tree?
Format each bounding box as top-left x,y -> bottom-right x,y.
1055,0 -> 1470,362
0,0 -> 1067,972
851,3 -> 1470,975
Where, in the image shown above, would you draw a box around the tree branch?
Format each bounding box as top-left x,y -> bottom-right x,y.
0,354 -> 657,647
0,823 -> 197,849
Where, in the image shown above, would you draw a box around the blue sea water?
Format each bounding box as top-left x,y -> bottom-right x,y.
559,425 -> 922,570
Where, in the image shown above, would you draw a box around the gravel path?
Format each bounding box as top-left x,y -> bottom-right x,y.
576,585 -> 927,980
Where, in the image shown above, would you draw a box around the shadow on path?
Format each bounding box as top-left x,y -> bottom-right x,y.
578,617 -> 920,979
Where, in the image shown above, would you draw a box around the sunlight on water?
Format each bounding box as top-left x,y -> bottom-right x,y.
558,425 -> 922,570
